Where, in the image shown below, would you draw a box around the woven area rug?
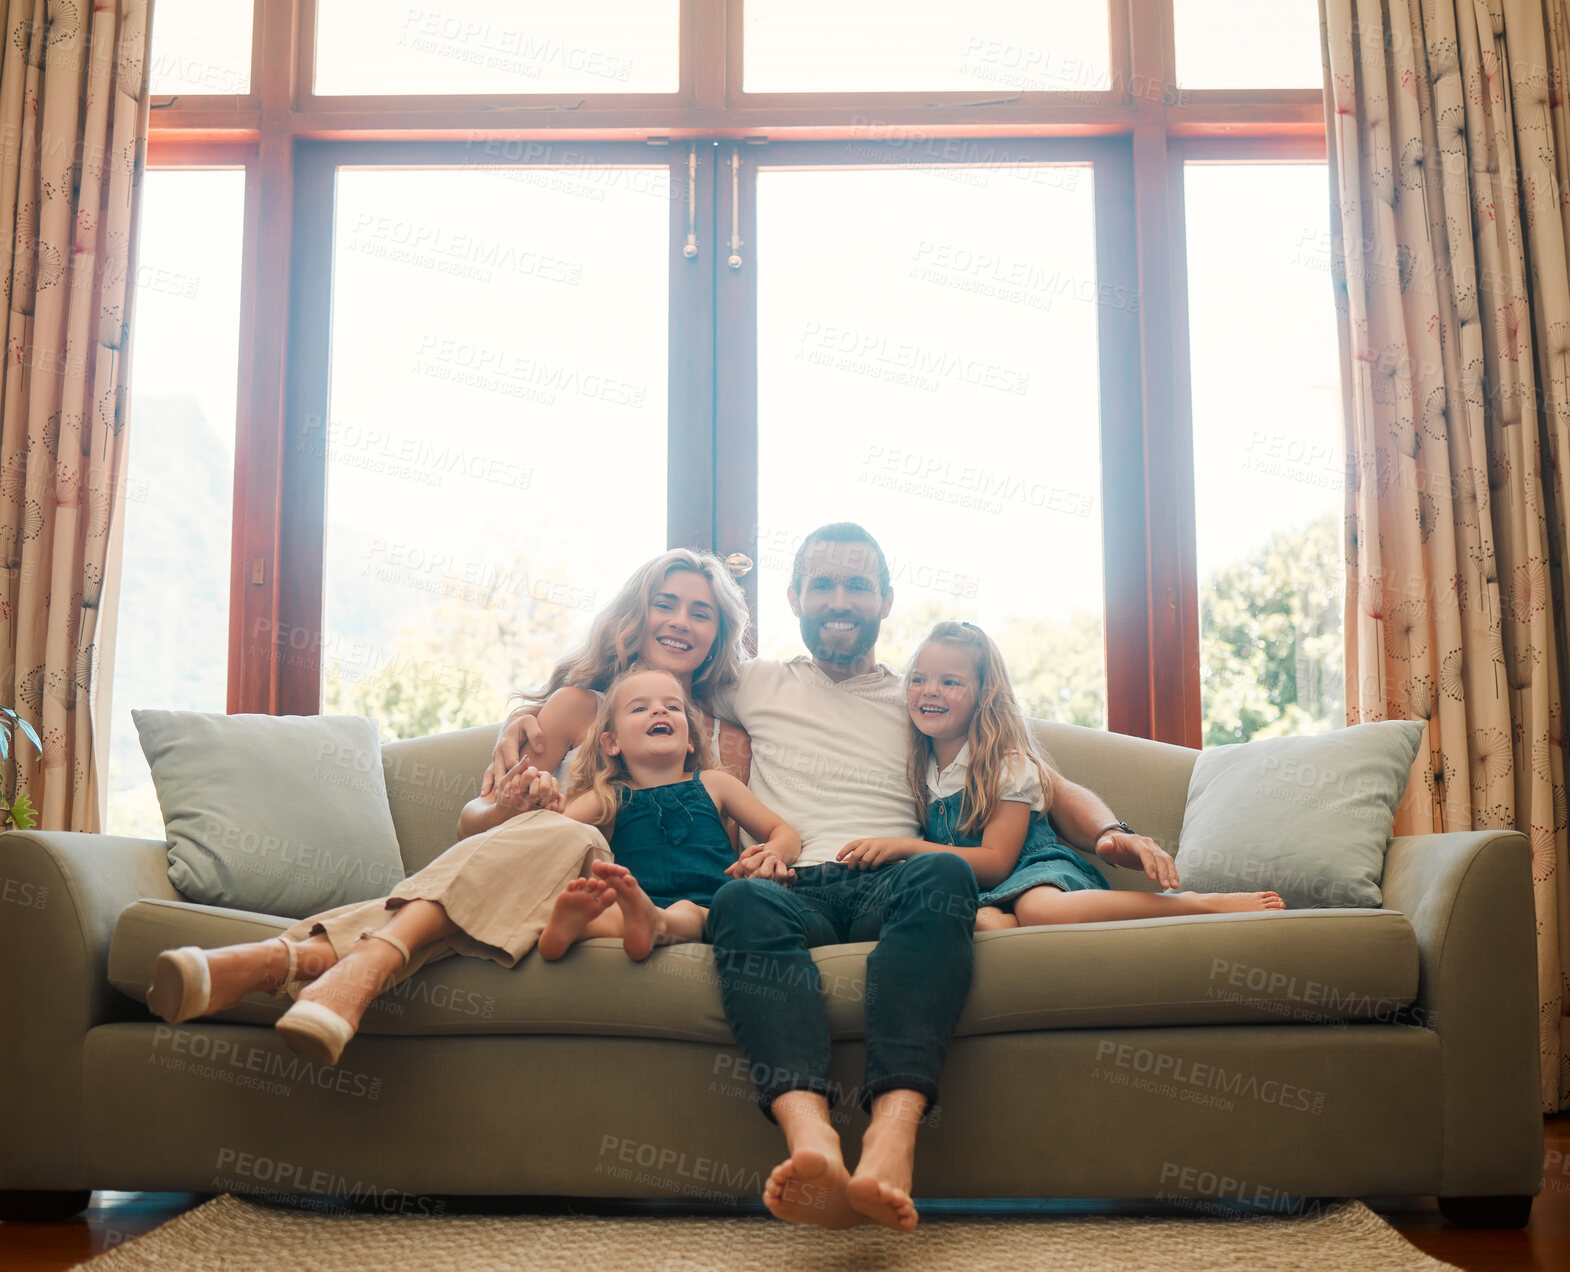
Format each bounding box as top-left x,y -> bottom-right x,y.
76,1193 -> 1458,1271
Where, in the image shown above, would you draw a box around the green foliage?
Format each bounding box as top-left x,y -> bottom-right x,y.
816,598 -> 1109,729
6,791 -> 35,831
325,558 -> 584,742
0,705 -> 40,763
1198,512 -> 1344,746
1,705 -> 43,829
341,514 -> 1344,750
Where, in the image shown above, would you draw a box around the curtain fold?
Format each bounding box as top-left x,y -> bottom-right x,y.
1323,0 -> 1570,1110
0,0 -> 154,831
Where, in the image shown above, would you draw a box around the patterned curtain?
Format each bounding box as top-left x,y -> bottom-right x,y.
1323,0 -> 1570,1111
0,0 -> 154,830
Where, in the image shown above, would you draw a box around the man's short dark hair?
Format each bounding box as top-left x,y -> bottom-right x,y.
790,523 -> 891,595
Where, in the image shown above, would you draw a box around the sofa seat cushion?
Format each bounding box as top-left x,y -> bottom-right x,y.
110,899 -> 1420,1041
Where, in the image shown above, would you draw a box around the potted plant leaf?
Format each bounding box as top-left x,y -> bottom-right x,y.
0,705 -> 40,830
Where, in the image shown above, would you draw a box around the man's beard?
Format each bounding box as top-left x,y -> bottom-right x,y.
801,614 -> 881,666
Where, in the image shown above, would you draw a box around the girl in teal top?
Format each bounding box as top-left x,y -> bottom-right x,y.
534,665 -> 802,960
835,621 -> 1286,929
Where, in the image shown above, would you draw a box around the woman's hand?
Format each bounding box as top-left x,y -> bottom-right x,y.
482,712 -> 548,799
725,845 -> 796,884
496,765 -> 565,816
1094,831 -> 1180,889
836,838 -> 917,870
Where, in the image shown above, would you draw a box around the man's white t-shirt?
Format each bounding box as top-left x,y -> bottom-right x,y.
709,657 -> 919,866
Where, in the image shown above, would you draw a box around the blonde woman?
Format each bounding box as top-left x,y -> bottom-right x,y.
145,551 -> 757,1065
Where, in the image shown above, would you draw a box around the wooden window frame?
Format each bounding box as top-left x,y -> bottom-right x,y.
144,0 -> 1327,746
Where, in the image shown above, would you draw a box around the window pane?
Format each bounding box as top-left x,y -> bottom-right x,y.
322,167 -> 669,739
755,164 -> 1107,727
745,0 -> 1110,94
1174,0 -> 1323,90
107,172 -> 245,836
1185,164 -> 1344,745
149,0 -> 253,96
314,0 -> 679,96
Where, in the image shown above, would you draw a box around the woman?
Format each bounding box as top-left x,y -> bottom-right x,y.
145,550 -> 753,1064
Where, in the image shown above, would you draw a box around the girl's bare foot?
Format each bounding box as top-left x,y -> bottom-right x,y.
973,906 -> 1018,932
1188,891 -> 1286,913
538,878 -> 617,961
591,862 -> 666,961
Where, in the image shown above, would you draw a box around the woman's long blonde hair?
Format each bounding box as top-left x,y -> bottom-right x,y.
514,550 -> 748,709
906,621 -> 1055,838
566,667 -> 717,829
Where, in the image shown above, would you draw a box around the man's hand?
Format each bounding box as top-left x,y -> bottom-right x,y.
1094,832 -> 1179,889
496,765 -> 565,816
836,838 -> 917,870
725,845 -> 796,883
482,713 -> 549,799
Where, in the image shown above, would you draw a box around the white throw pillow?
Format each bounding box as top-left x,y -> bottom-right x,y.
1176,720 -> 1425,909
134,710 -> 406,918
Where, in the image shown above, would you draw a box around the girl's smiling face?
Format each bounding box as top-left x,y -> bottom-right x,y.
907,641 -> 980,745
602,669 -> 692,765
638,568 -> 719,682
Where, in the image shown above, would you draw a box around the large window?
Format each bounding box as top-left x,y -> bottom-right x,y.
1173,0 -> 1324,90
115,0 -> 1335,830
744,1 -> 1111,94
314,0 -> 681,95
1185,163 -> 1345,745
753,161 -> 1107,725
320,164 -> 670,739
107,171 -> 246,836
148,0 -> 254,96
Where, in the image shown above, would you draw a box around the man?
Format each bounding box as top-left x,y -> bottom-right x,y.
696,523 -> 976,1234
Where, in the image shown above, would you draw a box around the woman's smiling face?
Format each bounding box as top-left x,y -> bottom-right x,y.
638,568 -> 719,682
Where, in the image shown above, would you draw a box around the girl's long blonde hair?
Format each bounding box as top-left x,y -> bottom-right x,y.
907,621 -> 1055,838
566,667 -> 717,829
515,550 -> 748,709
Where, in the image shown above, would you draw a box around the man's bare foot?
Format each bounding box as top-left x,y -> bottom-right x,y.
764,1147 -> 863,1229
845,1173 -> 919,1233
592,862 -> 668,961
538,878 -> 617,961
846,1096 -> 921,1233
1188,891 -> 1286,913
973,906 -> 1018,932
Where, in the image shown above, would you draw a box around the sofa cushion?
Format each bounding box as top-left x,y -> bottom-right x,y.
134,710 -> 406,918
1176,720 -> 1426,908
110,900 -> 1420,1040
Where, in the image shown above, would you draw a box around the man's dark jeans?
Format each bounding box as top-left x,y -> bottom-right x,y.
703,854 -> 978,1119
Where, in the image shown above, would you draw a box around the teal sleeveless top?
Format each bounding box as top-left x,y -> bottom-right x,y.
609,774 -> 736,907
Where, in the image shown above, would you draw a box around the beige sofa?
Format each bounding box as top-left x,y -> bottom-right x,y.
0,721 -> 1544,1225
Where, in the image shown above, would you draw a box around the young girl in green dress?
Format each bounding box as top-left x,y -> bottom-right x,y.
835,621 -> 1285,927
532,665 -> 801,960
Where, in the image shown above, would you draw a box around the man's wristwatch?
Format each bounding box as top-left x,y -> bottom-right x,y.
1093,822 -> 1134,858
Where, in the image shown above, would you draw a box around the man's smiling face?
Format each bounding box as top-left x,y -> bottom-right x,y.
788,537 -> 893,669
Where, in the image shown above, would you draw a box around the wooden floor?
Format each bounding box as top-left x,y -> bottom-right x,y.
3,1115 -> 1567,1270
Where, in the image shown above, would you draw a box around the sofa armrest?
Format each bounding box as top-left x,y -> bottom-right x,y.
0,830 -> 175,1188
1382,830 -> 1543,1197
